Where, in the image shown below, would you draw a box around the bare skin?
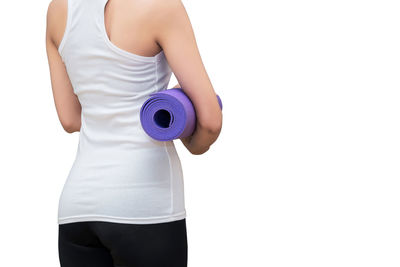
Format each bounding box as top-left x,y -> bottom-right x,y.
46,0 -> 222,155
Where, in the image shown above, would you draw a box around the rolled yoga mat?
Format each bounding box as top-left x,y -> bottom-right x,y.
140,88 -> 223,141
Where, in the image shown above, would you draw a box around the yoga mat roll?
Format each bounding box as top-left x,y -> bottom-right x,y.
140,88 -> 222,141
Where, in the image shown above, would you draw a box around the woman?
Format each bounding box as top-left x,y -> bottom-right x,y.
45,0 -> 223,266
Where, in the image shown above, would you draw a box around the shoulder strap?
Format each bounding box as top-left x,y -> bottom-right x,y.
58,0 -> 108,56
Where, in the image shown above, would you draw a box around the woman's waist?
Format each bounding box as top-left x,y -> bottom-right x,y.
78,122 -> 168,148
68,144 -> 181,184
77,127 -> 176,151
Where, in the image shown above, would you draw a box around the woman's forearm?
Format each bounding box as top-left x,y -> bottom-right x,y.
172,83 -> 222,154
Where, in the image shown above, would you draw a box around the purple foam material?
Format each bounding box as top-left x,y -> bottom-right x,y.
140,88 -> 223,141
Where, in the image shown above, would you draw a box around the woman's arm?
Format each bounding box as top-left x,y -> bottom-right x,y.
153,0 -> 223,155
46,0 -> 81,133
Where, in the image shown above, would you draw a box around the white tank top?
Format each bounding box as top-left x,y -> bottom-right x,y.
57,0 -> 186,225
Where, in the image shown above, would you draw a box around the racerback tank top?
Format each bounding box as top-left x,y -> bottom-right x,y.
57,0 -> 186,225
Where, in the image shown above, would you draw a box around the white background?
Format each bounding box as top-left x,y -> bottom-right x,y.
0,0 -> 399,266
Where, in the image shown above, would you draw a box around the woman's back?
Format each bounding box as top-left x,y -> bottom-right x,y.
56,0 -> 186,225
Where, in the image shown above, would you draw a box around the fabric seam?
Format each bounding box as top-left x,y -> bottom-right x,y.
165,143 -> 174,215
156,58 -> 174,216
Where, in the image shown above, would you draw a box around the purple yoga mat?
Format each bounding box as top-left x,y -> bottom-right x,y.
140,88 -> 222,141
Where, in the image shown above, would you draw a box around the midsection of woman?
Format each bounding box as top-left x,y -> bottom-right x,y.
59,143 -> 186,224
49,0 -> 186,225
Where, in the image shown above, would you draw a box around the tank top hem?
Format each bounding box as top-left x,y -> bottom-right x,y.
58,210 -> 186,225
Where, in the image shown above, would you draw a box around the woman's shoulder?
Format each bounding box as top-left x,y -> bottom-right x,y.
46,0 -> 68,50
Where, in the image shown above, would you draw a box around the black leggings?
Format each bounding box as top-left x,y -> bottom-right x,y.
58,219 -> 187,267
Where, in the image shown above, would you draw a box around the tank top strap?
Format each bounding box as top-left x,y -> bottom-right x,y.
58,0 -> 109,56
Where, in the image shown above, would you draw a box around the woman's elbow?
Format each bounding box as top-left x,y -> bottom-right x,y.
62,124 -> 76,133
61,120 -> 80,133
199,111 -> 223,134
204,122 -> 222,136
